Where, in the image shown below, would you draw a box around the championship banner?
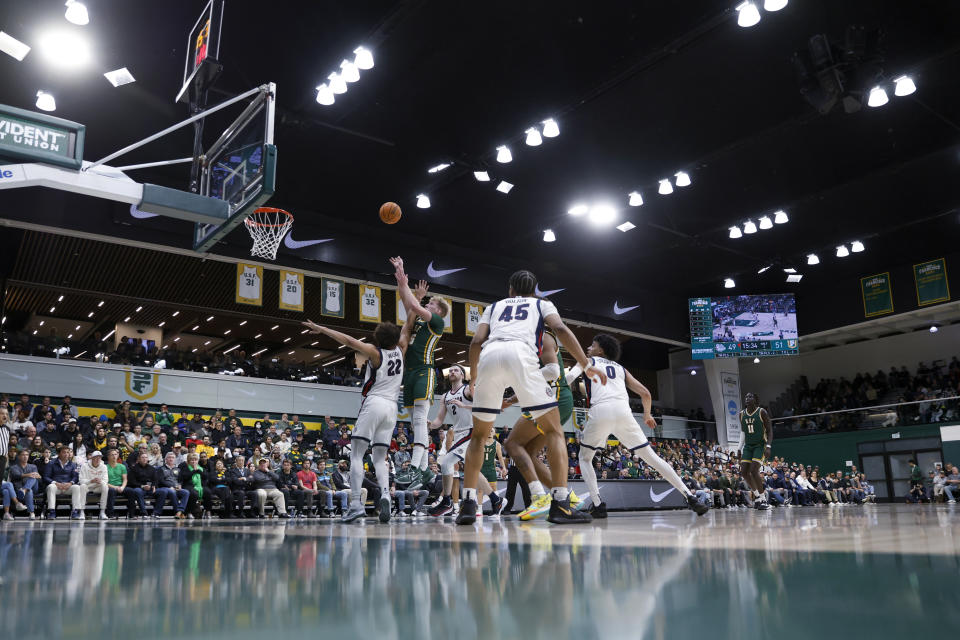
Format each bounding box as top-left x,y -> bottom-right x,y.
721,371 -> 742,448
396,295 -> 407,324
465,303 -> 483,336
440,296 -> 453,333
914,258 -> 950,307
320,278 -> 344,318
860,272 -> 893,318
278,270 -> 304,312
235,263 -> 263,306
359,285 -> 382,323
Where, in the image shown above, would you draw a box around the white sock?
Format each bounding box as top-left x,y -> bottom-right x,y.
372,445 -> 389,495
551,486 -> 569,501
579,448 -> 601,506
410,445 -> 424,470
635,446 -> 692,496
463,488 -> 477,501
529,481 -> 545,496
350,443 -> 368,506
412,401 -> 430,471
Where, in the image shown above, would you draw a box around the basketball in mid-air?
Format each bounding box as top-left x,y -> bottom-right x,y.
379,202 -> 402,224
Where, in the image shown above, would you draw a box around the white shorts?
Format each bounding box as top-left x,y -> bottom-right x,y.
579,402 -> 649,451
472,341 -> 557,421
352,395 -> 397,447
446,430 -> 472,461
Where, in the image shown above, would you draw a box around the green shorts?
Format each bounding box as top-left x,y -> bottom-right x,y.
402,366 -> 436,407
742,442 -> 767,463
524,388 -> 574,432
481,464 -> 498,483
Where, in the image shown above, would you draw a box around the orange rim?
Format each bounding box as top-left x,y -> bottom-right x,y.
246,207 -> 294,227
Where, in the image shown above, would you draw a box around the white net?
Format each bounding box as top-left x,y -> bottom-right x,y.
244,207 -> 293,260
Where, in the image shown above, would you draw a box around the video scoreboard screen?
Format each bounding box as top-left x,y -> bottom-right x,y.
689,294 -> 798,360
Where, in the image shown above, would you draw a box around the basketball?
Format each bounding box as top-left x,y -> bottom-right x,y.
379,202 -> 402,224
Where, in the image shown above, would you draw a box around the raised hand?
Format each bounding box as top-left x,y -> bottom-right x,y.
414,280 -> 429,300
584,364 -> 608,386
301,320 -> 324,334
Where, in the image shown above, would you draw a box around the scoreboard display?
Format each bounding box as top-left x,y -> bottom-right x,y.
689,294 -> 799,360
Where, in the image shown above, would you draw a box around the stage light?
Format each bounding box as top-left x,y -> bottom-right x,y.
353,46 -> 374,70
315,84 -> 334,105
836,245 -> 849,257
525,127 -> 542,146
867,86 -> 888,107
764,0 -> 788,11
851,240 -> 865,252
328,72 -> 347,94
416,194 -> 430,209
893,75 -> 916,97
496,181 -> 514,194
743,220 -> 757,234
628,191 -> 643,206
588,204 -> 616,226
617,221 -> 636,232
36,91 -> 56,112
729,226 -> 743,239
674,171 -> 691,187
786,274 -> 803,282
773,209 -> 789,224
64,0 -> 89,26
496,145 -> 512,163
104,67 -> 135,87
736,1 -> 761,27
427,163 -> 451,173
724,278 -> 735,289
758,216 -> 773,230
807,253 -> 820,265
340,59 -> 359,83
0,32 -> 30,61
568,204 -> 588,216
543,229 -> 556,242
658,179 -> 673,195
473,170 -> 490,181
542,118 -> 559,137
38,30 -> 91,69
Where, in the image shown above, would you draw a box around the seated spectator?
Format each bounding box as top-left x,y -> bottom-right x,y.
251,457 -> 289,518
127,451 -> 156,517
945,465 -> 960,504
278,458 -> 310,517
227,455 -> 257,518
7,449 -> 39,519
178,452 -> 212,518
103,448 -> 144,518
154,452 -> 190,519
79,450 -> 110,520
206,458 -> 235,518
44,446 -> 84,519
147,443 -> 164,467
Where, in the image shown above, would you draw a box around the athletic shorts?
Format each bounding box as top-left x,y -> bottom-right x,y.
352,395 -> 398,448
481,463 -> 498,483
527,387 -> 574,433
403,366 -> 436,407
742,442 -> 767,463
579,402 -> 649,451
444,430 -> 472,461
472,341 -> 557,421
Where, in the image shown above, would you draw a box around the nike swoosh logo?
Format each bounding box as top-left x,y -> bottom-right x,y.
81,375 -> 106,385
284,233 -> 333,249
535,285 -> 565,297
129,205 -> 158,219
296,393 -> 316,401
0,371 -> 28,381
613,301 -> 640,315
649,486 -> 676,503
426,261 -> 467,278
159,384 -> 182,393
235,388 -> 256,397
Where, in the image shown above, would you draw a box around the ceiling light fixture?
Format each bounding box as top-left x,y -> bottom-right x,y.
58,295 -> 64,302
103,329 -> 115,340
743,220 -> 758,234
87,311 -> 94,317
36,91 -> 56,112
74,325 -> 80,330
763,0 -> 788,11
786,274 -> 803,282
283,337 -> 291,343
38,30 -> 91,69
807,253 -> 820,265
568,204 -> 588,216
204,341 -> 211,346
223,345 -> 240,355
206,315 -> 214,321
340,59 -> 360,83
836,245 -> 850,257
473,170 -> 490,182
724,278 -> 735,289
893,75 -> 916,97
757,265 -> 771,274
617,221 -> 636,232
124,316 -> 131,322
159,321 -> 165,327
929,325 -> 939,333
427,163 -> 451,173
0,31 -> 31,61
658,179 -> 673,195
690,370 -> 698,376
587,204 -> 616,226
328,72 -> 347,94
416,194 -> 431,209
496,145 -> 512,163
104,67 -> 135,87
173,337 -> 180,342
758,216 -> 773,230
254,333 -> 262,339
353,46 -> 374,70
288,350 -> 295,355
97,300 -> 104,307
271,325 -> 279,331
542,118 -> 559,138
543,229 -> 556,243
783,268 -> 796,273
39,321 -> 45,327
851,240 -> 865,253
315,83 -> 335,105
192,325 -> 199,331
239,320 -> 247,326
736,1 -> 762,27
136,306 -> 143,312
674,171 -> 691,187
496,181 -> 513,194
64,0 -> 89,26
224,329 -> 231,335
866,86 -> 888,107
525,127 -> 542,146
753,357 -> 761,364
773,209 -> 789,224
300,328 -> 310,334
49,307 -> 56,313
729,226 -> 743,239
628,191 -> 643,207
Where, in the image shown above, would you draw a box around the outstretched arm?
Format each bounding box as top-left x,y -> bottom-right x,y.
543,315 -> 607,385
302,320 -> 381,365
390,257 -> 433,321
624,369 -> 656,430
429,400 -> 447,430
398,295 -> 417,354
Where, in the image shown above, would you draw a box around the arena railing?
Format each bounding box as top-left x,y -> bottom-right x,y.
771,395 -> 960,438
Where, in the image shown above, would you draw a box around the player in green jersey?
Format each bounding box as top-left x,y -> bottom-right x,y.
740,392 -> 773,510
390,257 -> 449,475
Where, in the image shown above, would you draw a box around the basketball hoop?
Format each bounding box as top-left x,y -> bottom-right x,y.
244,207 -> 293,260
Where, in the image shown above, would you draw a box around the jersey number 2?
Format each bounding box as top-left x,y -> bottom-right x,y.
386,359 -> 401,376
498,303 -> 529,322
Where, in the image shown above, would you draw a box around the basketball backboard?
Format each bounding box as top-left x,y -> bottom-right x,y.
176,0 -> 224,104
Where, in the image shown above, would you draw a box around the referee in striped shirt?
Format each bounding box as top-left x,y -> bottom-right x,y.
0,406 -> 11,481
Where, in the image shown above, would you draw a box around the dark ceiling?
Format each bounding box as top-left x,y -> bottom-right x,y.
0,0 -> 959,345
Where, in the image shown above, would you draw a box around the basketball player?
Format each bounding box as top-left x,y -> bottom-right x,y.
302,315 -> 412,523
739,392 -> 773,510
426,365 -> 503,516
457,270 -> 607,525
390,257 -> 449,478
568,334 -> 708,517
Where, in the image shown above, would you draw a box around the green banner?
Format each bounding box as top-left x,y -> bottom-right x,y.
913,258 -> 950,306
861,272 -> 893,318
0,103 -> 84,169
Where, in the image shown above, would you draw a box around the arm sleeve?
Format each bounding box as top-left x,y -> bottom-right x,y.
564,364 -> 584,383
479,305 -> 492,325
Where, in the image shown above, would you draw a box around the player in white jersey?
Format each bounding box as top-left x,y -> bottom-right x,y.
457,270 -> 607,525
566,334 -> 708,517
302,312 -> 414,523
427,365 -> 504,516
